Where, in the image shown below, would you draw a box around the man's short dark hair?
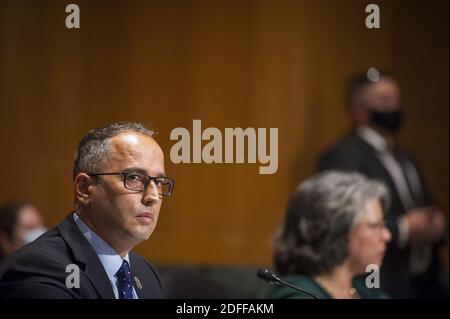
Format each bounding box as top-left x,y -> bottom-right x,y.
345,70 -> 393,106
72,122 -> 155,179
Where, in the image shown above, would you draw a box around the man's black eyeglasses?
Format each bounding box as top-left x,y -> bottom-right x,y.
88,172 -> 174,196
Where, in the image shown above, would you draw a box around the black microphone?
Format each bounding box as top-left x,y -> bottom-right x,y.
257,268 -> 320,299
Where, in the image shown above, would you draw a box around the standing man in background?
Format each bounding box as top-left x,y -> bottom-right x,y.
318,71 -> 448,298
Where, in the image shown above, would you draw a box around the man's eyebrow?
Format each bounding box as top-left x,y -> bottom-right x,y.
123,167 -> 166,177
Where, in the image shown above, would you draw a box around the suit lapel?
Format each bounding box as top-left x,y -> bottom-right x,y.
392,147 -> 425,206
130,253 -> 148,299
83,258 -> 116,299
129,253 -> 160,299
57,214 -> 116,299
352,133 -> 407,211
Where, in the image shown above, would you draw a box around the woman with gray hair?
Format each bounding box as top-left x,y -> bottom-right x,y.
268,171 -> 392,299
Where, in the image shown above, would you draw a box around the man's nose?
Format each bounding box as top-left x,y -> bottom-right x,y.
142,181 -> 160,206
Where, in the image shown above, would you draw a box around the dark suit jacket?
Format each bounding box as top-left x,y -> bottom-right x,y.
318,131 -> 445,298
0,213 -> 163,299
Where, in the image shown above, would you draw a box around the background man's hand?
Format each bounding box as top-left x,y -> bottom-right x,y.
405,207 -> 447,243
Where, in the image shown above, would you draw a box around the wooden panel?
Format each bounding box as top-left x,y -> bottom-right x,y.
0,0 -> 447,266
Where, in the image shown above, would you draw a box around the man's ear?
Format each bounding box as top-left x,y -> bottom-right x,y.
74,173 -> 95,206
350,102 -> 370,125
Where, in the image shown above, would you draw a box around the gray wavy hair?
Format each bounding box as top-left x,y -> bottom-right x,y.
274,170 -> 389,276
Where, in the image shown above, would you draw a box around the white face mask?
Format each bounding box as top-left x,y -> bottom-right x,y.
22,227 -> 47,245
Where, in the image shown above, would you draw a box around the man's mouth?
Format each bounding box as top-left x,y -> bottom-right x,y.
135,212 -> 155,224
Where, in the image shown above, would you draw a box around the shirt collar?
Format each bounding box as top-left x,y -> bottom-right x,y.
73,212 -> 131,280
356,125 -> 392,153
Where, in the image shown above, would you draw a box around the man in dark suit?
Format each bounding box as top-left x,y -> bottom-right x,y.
318,71 -> 447,298
0,122 -> 175,298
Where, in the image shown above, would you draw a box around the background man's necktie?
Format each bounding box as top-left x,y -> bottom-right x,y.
116,259 -> 133,299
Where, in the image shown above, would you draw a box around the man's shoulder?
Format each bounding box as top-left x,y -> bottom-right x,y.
318,131 -> 376,171
0,229 -> 71,281
0,227 -> 84,299
323,131 -> 372,156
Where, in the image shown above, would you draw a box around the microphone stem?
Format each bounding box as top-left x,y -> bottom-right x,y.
277,278 -> 320,299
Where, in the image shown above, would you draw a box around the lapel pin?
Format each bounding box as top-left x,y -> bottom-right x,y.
134,276 -> 143,290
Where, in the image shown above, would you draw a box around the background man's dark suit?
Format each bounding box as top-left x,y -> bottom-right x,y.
0,214 -> 163,299
318,131 -> 446,298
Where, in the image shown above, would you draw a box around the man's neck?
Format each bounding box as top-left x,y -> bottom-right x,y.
75,211 -> 133,258
365,123 -> 394,141
357,124 -> 396,152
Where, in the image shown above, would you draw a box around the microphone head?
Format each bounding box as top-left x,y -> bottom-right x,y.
256,268 -> 280,284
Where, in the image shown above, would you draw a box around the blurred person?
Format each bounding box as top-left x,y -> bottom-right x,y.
0,202 -> 46,263
268,171 -> 391,299
318,71 -> 448,298
0,122 -> 174,298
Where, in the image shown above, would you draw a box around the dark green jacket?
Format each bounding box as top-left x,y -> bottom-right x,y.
266,274 -> 389,299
